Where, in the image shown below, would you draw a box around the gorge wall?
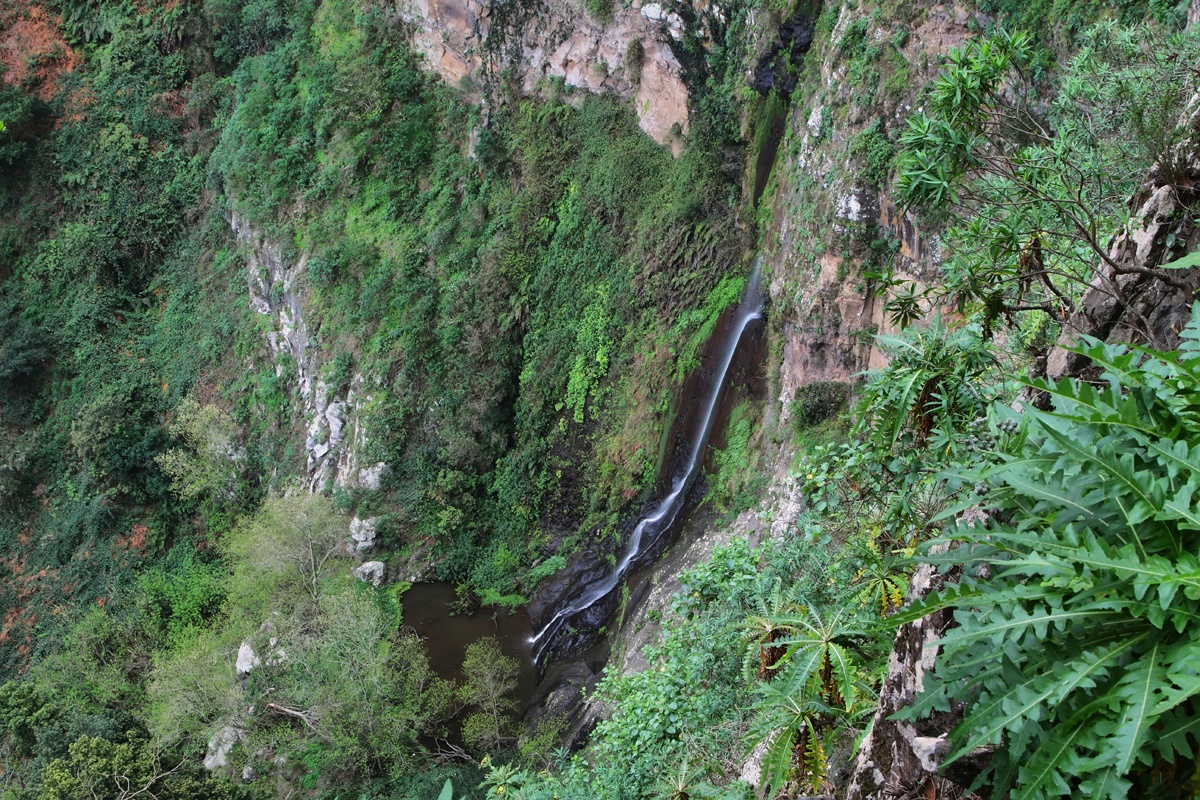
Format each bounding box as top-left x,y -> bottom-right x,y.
399,0 -> 693,148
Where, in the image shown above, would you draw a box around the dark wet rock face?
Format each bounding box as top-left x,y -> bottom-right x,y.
751,12 -> 816,96
526,554 -> 614,628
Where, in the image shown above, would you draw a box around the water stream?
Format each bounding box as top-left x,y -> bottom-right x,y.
529,264 -> 765,662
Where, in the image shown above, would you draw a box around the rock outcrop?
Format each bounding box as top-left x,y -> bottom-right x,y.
204,725 -> 244,771
846,510 -> 994,800
845,550 -> 957,800
1047,129 -> 1200,377
397,0 -> 694,149
348,516 -> 380,553
234,213 -> 386,492
352,560 -> 386,586
759,4 -> 973,430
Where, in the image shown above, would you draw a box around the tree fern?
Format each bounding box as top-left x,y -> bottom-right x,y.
907,303 -> 1200,799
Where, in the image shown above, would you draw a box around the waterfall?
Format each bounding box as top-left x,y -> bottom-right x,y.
530,263 -> 765,661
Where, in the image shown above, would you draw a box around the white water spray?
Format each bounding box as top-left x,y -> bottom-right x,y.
530,264 -> 765,660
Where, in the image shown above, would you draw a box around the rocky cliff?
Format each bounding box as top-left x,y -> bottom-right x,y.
753,3 -> 976,434
398,0 -> 694,149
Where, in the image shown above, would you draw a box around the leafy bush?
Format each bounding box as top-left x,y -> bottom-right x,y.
585,0 -> 613,21
856,322 -> 999,451
895,26 -> 1200,339
908,305 -> 1200,799
0,300 -> 48,421
790,381 -> 851,430
849,121 -> 894,189
220,492 -> 348,610
456,638 -> 520,755
155,397 -> 244,505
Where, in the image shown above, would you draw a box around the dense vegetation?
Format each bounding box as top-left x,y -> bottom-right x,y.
1,0 -> 1198,797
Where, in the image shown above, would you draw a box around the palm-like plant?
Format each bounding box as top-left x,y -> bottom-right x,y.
858,322 -> 999,449
730,580 -> 803,682
745,603 -> 871,797
848,542 -> 909,618
772,604 -> 865,710
648,756 -> 727,800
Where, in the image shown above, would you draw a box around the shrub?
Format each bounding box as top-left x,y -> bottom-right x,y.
585,0 -> 613,21
849,121 -> 894,188
624,39 -> 645,84
155,397 -> 244,504
0,300 -> 48,422
790,381 -> 851,430
456,638 -> 519,755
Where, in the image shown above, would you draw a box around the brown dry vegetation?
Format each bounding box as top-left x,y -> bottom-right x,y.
0,4 -> 76,101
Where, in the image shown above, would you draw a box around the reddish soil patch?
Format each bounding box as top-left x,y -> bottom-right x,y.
116,523 -> 150,553
0,529 -> 58,664
1,5 -> 77,101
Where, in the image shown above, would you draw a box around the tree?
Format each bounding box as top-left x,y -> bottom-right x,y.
38,733 -> 241,800
274,590 -> 454,781
220,492 -> 348,609
146,628 -> 244,748
154,396 -> 244,505
893,26 -> 1200,341
456,638 -> 519,754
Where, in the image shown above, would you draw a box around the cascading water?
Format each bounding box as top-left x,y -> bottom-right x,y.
530,263 -> 765,662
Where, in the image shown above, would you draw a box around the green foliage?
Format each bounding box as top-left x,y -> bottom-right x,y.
907,305 -> 1200,799
204,0 -> 292,67
456,638 -> 519,755
894,25 -> 1200,337
37,732 -> 242,800
975,0 -> 1184,42
149,497 -> 454,787
137,551 -> 228,648
746,604 -> 869,797
0,678 -> 240,800
155,397 -> 244,505
479,760 -> 532,797
562,288 -> 613,424
837,17 -> 885,101
790,381 -> 851,431
221,492 -> 349,608
709,400 -> 764,513
847,543 -> 908,618
856,322 -> 999,451
584,0 -> 613,21
848,121 -> 894,189
0,307 -> 47,426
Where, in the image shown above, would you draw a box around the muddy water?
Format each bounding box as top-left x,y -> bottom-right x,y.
400,583 -> 538,715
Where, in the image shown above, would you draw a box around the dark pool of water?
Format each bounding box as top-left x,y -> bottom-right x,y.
401,582 -> 538,714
